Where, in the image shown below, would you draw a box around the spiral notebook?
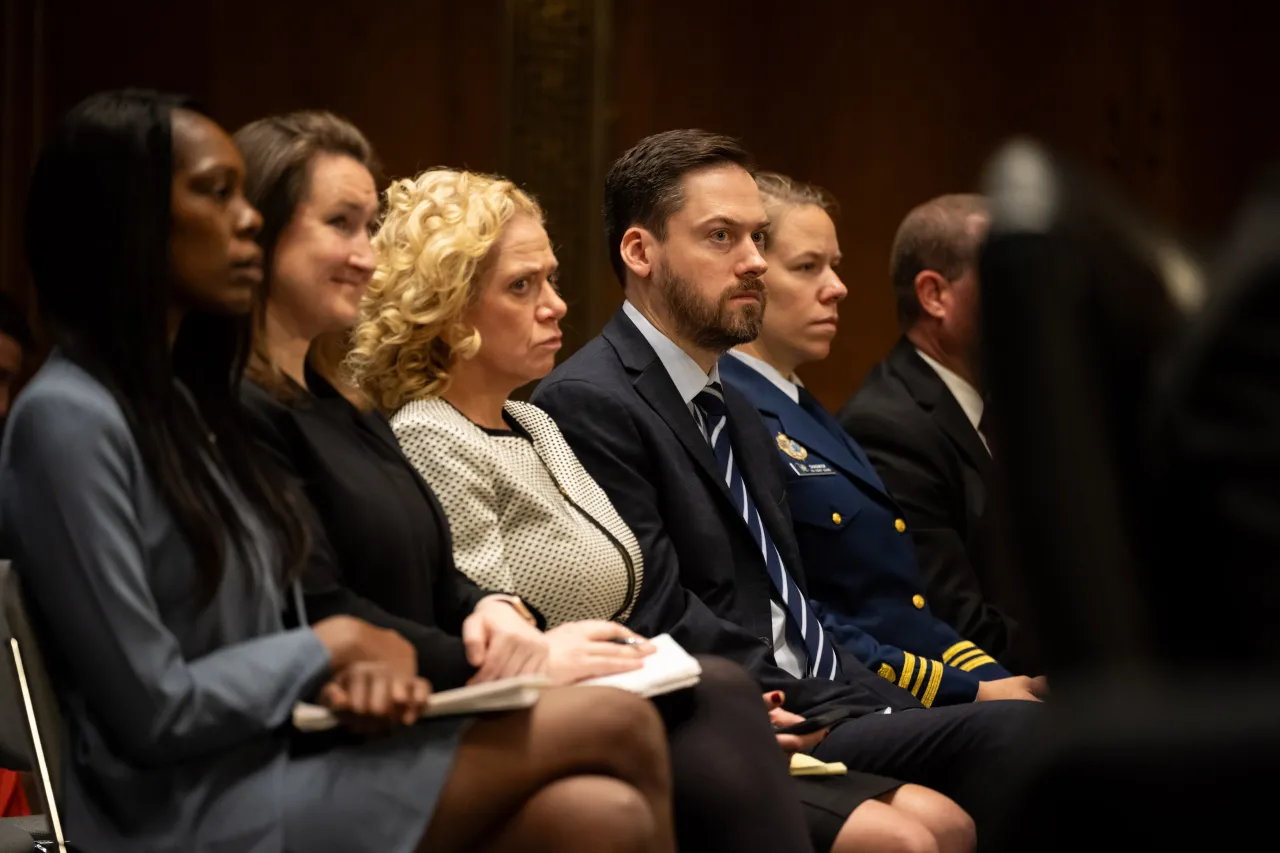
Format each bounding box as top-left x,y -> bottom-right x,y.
293,633 -> 701,731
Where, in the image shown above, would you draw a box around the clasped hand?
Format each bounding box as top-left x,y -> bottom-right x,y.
311,615 -> 432,732
463,597 -> 655,686
310,603 -> 660,734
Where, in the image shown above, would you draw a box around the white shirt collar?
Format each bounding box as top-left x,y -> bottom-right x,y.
623,300 -> 719,403
727,350 -> 801,404
914,347 -> 985,434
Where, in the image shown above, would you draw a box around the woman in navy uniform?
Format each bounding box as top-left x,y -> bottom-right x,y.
722,172 -> 1045,707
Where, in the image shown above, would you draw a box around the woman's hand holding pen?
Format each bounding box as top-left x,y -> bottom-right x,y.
545,620 -> 655,685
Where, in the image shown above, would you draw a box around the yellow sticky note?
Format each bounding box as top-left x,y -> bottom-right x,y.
789,753 -> 848,776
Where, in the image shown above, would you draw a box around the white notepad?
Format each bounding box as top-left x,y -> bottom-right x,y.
292,634 -> 701,732
578,634 -> 703,697
293,674 -> 550,732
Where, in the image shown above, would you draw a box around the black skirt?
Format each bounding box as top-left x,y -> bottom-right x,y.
794,770 -> 904,853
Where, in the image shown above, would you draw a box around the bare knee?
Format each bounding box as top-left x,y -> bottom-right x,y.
888,821 -> 940,853
884,785 -> 975,853
835,816 -> 938,853
930,801 -> 974,853
834,799 -> 940,853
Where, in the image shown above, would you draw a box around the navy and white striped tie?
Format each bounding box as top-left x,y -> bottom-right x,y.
694,381 -> 839,680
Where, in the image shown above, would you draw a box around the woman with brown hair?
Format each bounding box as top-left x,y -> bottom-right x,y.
235,111 -> 818,853
224,110 -> 677,853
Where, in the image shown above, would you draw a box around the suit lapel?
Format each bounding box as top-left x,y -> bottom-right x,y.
889,338 -> 995,480
720,356 -> 892,502
603,311 -> 738,509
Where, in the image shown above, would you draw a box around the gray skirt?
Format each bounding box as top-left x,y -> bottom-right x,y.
283,716 -> 471,853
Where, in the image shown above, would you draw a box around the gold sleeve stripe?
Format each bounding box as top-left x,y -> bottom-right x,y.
942,640 -> 975,664
897,653 -> 916,691
959,654 -> 998,672
921,659 -> 945,707
949,648 -> 986,670
911,658 -> 929,696
877,663 -> 897,683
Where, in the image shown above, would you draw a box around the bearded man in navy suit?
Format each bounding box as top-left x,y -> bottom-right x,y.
534,131 -> 1043,840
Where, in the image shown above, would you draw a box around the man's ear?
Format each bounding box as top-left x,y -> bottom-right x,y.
914,270 -> 949,320
620,226 -> 655,279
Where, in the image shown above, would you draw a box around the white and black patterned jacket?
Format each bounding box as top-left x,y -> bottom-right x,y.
392,398 -> 644,627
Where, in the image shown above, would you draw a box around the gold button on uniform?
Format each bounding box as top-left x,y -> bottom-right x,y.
912,594 -> 925,609
894,518 -> 907,533
831,512 -> 842,524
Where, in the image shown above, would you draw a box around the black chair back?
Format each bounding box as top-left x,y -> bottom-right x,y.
0,563 -> 66,851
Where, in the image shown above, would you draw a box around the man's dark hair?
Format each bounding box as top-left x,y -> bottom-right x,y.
0,293 -> 32,352
604,129 -> 753,285
889,194 -> 989,330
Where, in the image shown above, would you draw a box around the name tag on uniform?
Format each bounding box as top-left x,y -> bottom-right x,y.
777,433 -> 837,477
789,460 -> 836,477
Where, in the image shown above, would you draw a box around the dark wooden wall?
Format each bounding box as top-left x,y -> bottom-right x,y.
4,0 -> 1278,407
609,0 -> 1280,406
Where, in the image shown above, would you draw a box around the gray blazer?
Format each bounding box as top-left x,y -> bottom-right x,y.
0,354 -> 461,853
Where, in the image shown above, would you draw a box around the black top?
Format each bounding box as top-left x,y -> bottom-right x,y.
476,409 -> 532,440
241,365 -> 498,689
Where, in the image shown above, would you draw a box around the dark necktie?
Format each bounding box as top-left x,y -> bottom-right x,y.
693,381 -> 839,680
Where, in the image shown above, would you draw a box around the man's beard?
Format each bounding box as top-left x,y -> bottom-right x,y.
656,260 -> 766,354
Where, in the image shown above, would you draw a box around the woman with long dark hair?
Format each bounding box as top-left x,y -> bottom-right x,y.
0,89 -> 674,853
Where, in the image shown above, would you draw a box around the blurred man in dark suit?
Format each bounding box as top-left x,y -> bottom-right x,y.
839,196 -> 1041,675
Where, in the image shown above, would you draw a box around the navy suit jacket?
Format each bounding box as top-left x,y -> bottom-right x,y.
721,355 -> 1010,706
533,309 -> 919,718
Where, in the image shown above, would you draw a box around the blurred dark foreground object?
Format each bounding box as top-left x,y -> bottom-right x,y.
985,673 -> 1280,852
978,139 -> 1280,851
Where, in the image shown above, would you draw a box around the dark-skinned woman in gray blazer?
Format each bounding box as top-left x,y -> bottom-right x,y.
0,91 -> 673,853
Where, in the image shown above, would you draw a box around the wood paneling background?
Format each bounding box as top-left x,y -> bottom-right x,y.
4,0 -> 1278,408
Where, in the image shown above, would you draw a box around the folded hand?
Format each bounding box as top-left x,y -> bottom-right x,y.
463,596 -> 550,684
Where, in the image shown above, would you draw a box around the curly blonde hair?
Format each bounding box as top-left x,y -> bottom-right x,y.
347,169 -> 544,411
